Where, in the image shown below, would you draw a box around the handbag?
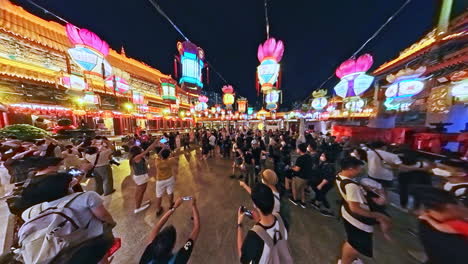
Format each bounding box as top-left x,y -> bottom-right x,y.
86,152 -> 100,178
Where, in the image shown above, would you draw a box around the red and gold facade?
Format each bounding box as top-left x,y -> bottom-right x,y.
0,0 -> 197,134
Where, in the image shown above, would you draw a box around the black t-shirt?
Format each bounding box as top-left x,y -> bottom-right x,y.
244,152 -> 254,165
418,221 -> 468,264
295,154 -> 313,179
252,148 -> 262,165
140,239 -> 194,264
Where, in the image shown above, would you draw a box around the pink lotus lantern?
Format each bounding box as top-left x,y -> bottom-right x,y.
65,23 -> 112,77
222,85 -> 235,109
334,54 -> 374,98
195,95 -> 209,112
257,38 -> 284,94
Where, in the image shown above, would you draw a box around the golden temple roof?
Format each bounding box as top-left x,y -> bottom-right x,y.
0,0 -> 171,81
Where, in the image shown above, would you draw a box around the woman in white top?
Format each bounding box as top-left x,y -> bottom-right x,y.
240,169 -> 280,214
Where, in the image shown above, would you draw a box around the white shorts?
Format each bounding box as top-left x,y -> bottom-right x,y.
156,177 -> 175,198
133,173 -> 149,186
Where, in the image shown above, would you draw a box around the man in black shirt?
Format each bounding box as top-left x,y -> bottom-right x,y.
289,143 -> 313,208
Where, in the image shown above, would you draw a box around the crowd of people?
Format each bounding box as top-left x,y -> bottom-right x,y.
0,127 -> 467,263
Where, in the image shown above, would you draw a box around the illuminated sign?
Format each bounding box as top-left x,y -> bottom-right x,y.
311,97 -> 328,110
344,97 -> 365,112
384,95 -> 413,111
451,81 -> 468,101
106,76 -> 130,94
334,54 -> 374,98
386,80 -> 425,98
62,75 -> 86,91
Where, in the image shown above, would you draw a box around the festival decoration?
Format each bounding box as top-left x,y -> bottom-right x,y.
450,70 -> 468,102
237,98 -> 247,113
247,107 -> 254,115
222,85 -> 235,109
65,23 -> 112,77
160,78 -> 177,103
344,97 -> 366,112
106,76 -> 130,94
175,41 -> 206,93
428,86 -> 450,113
0,124 -> 50,141
61,75 -> 86,91
257,38 -> 284,94
83,91 -> 100,105
170,99 -> 180,114
195,95 -> 209,112
132,92 -> 145,105
384,66 -> 427,111
265,89 -> 280,111
334,54 -> 374,98
311,89 -> 328,110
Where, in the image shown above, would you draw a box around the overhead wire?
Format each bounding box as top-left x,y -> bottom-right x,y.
304,0 -> 413,103
26,0 -> 69,24
147,0 -> 235,94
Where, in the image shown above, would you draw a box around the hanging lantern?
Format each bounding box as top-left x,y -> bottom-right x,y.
311,89 -> 328,110
257,38 -> 284,94
176,41 -> 206,93
265,89 -> 280,110
222,85 -> 235,109
247,107 -> 254,115
195,95 -> 209,112
83,91 -> 100,105
334,54 -> 374,98
106,76 -> 130,94
237,97 -> 247,113
161,78 -> 177,103
132,91 -> 145,105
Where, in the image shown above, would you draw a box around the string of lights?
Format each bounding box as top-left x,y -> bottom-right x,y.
304,0 -> 413,104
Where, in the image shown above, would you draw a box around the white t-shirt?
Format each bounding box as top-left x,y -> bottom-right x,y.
85,148 -> 113,167
366,149 -> 402,181
209,135 -> 216,146
336,175 -> 373,233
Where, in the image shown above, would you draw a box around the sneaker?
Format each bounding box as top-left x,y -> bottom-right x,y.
134,203 -> 150,214
299,202 -> 307,209
319,209 -> 335,217
289,198 -> 299,206
309,201 -> 321,211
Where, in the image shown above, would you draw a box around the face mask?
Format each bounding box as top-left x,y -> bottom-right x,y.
350,152 -> 357,158
320,157 -> 326,162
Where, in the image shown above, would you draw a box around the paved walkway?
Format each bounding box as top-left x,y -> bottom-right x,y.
90,149 -> 425,264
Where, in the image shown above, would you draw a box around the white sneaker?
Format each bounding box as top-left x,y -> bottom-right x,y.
352,259 -> 364,264
134,203 -> 150,214
337,259 -> 363,264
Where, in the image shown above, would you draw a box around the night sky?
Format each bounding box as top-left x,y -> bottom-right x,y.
13,0 -> 466,109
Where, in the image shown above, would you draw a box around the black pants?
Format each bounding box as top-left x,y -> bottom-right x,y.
398,172 -> 432,208
313,183 -> 334,208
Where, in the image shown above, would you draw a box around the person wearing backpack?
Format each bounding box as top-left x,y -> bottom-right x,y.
336,157 -> 391,264
17,173 -> 116,264
237,184 -> 293,264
